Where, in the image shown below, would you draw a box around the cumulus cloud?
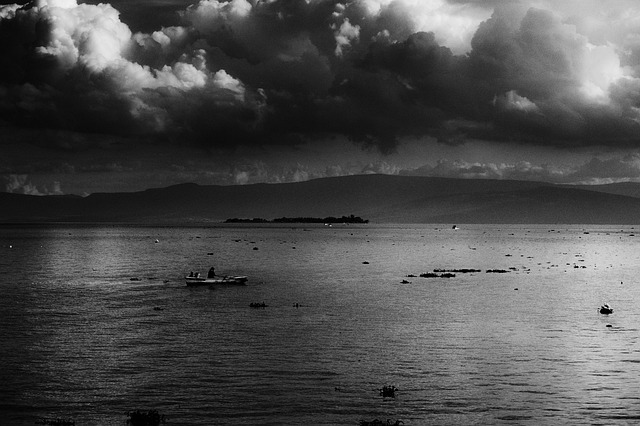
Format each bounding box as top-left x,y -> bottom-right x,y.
360,160 -> 401,175
0,0 -> 257,145
4,173 -> 63,195
570,154 -> 640,183
333,18 -> 360,57
495,90 -> 540,114
229,161 -> 320,185
400,152 -> 640,185
3,0 -> 640,155
210,150 -> 640,186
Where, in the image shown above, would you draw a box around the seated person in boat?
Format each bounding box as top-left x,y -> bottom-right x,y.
208,267 -> 216,278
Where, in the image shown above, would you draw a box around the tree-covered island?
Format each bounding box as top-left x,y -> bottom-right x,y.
225,215 -> 369,224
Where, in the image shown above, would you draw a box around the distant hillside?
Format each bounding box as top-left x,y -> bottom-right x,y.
575,182 -> 640,199
2,175 -> 640,224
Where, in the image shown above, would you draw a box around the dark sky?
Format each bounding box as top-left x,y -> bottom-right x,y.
3,0 -> 640,195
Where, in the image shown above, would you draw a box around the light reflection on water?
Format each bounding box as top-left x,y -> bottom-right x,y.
1,224 -> 640,425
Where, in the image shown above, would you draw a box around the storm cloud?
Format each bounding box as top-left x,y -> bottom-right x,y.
3,0 -> 640,153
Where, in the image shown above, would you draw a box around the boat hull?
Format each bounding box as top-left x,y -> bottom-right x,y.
185,276 -> 248,286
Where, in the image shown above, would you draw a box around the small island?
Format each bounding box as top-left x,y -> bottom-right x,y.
225,214 -> 369,224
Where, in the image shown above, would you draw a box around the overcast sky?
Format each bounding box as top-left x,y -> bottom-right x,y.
3,0 -> 640,195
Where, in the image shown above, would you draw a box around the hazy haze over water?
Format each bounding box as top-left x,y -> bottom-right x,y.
1,224 -> 640,425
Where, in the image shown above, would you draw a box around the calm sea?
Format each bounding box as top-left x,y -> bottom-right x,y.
2,224 -> 640,425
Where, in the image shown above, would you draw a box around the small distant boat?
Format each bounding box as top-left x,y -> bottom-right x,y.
186,268 -> 247,286
452,225 -> 459,230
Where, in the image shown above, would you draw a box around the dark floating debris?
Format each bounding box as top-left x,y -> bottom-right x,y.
207,252 -> 213,255
250,302 -> 267,308
153,307 -> 163,311
363,261 -> 370,264
35,418 -> 75,425
599,303 -> 613,315
434,268 -> 481,273
606,324 -> 613,328
400,280 -> 411,284
130,277 -> 141,281
360,420 -> 404,426
126,410 -> 166,426
419,272 -> 455,278
486,269 -> 509,273
406,274 -> 416,277
379,385 -> 398,398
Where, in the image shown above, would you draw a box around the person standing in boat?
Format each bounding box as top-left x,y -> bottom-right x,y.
208,267 -> 216,278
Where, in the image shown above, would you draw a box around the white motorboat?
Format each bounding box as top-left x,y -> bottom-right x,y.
185,274 -> 248,286
186,267 -> 248,286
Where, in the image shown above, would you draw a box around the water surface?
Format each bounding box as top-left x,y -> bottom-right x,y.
1,224 -> 640,425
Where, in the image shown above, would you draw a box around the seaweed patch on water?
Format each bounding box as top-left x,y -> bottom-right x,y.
379,385 -> 398,398
419,272 -> 456,278
408,266 -> 523,280
126,410 -> 166,425
360,420 -> 404,426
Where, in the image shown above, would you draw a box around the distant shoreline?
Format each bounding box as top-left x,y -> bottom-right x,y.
224,215 -> 369,224
4,175 -> 640,224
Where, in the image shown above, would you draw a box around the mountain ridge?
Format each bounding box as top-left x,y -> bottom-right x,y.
2,175 -> 640,224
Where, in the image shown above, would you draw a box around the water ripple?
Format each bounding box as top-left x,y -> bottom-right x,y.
2,224 -> 640,424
